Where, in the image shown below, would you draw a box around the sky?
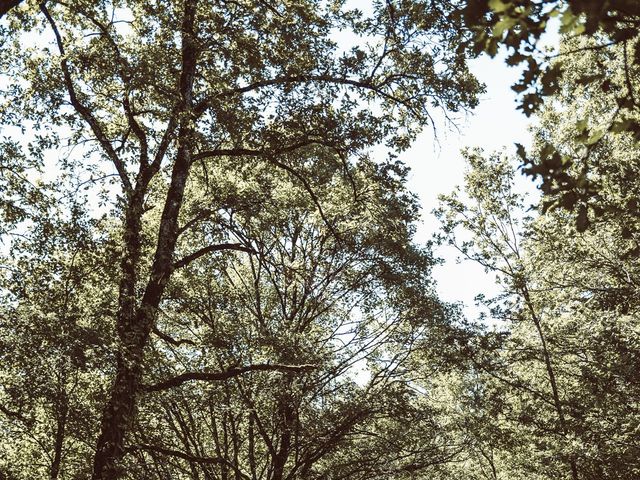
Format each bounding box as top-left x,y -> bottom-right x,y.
400,51 -> 536,321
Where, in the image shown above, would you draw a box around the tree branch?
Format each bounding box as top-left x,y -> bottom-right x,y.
132,443 -> 252,480
40,2 -> 133,195
191,141 -> 313,162
177,208 -> 214,236
152,326 -> 196,347
144,363 -> 316,392
0,403 -> 30,424
194,74 -> 420,119
129,443 -> 243,470
0,0 -> 22,19
57,0 -> 150,170
172,242 -> 256,270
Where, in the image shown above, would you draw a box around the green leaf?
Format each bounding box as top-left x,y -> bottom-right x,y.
611,119 -> 632,133
586,128 -> 605,145
572,23 -> 586,35
575,118 -> 588,132
488,0 -> 510,13
492,17 -> 517,37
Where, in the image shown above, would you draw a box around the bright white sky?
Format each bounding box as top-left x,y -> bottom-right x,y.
402,51 -> 536,320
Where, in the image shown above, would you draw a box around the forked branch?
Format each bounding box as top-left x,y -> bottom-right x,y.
40,2 -> 133,195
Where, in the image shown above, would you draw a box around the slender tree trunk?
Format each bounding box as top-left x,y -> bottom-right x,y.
50,391 -> 68,479
272,383 -> 295,480
522,286 -> 578,480
248,415 -> 257,480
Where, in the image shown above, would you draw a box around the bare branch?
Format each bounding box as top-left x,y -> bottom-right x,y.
268,156 -> 339,239
129,443 -> 241,469
150,108 -> 179,173
144,363 -> 316,392
191,141 -> 311,162
57,0 -> 150,170
173,242 -> 257,270
132,443 -> 251,480
177,208 -> 214,236
0,403 -> 30,425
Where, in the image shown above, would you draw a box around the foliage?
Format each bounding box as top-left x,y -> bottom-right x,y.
461,0 -> 640,227
435,150 -> 640,480
0,0 -> 481,477
4,1 -> 638,479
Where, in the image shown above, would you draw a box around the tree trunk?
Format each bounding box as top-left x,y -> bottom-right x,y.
272,384 -> 295,480
91,1 -> 198,476
91,196 -> 146,479
50,391 -> 68,479
522,286 -> 578,480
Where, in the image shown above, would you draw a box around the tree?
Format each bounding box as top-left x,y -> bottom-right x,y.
0,1 -> 481,477
128,153 -> 460,479
435,151 -> 580,479
435,150 -> 640,479
0,187 -> 116,479
0,137 -> 465,479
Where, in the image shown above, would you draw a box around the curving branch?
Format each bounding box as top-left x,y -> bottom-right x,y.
152,326 -> 196,347
172,242 -> 257,270
56,0 -> 151,170
191,141 -> 312,162
40,2 -> 133,195
144,363 -> 316,392
194,74 -> 424,120
0,403 -> 30,424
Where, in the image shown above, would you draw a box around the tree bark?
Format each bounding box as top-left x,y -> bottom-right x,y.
271,381 -> 295,480
50,390 -> 68,479
90,1 -> 199,476
91,194 -> 146,479
0,0 -> 22,19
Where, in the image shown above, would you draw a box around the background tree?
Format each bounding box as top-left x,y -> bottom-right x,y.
436,150 -> 640,480
0,187 -> 117,479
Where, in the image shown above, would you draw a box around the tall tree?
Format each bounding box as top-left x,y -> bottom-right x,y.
130,152 -> 458,479
1,0 -> 481,477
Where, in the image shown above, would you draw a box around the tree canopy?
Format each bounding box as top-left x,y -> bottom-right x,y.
1,1 -> 639,479
1,0 -> 480,478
